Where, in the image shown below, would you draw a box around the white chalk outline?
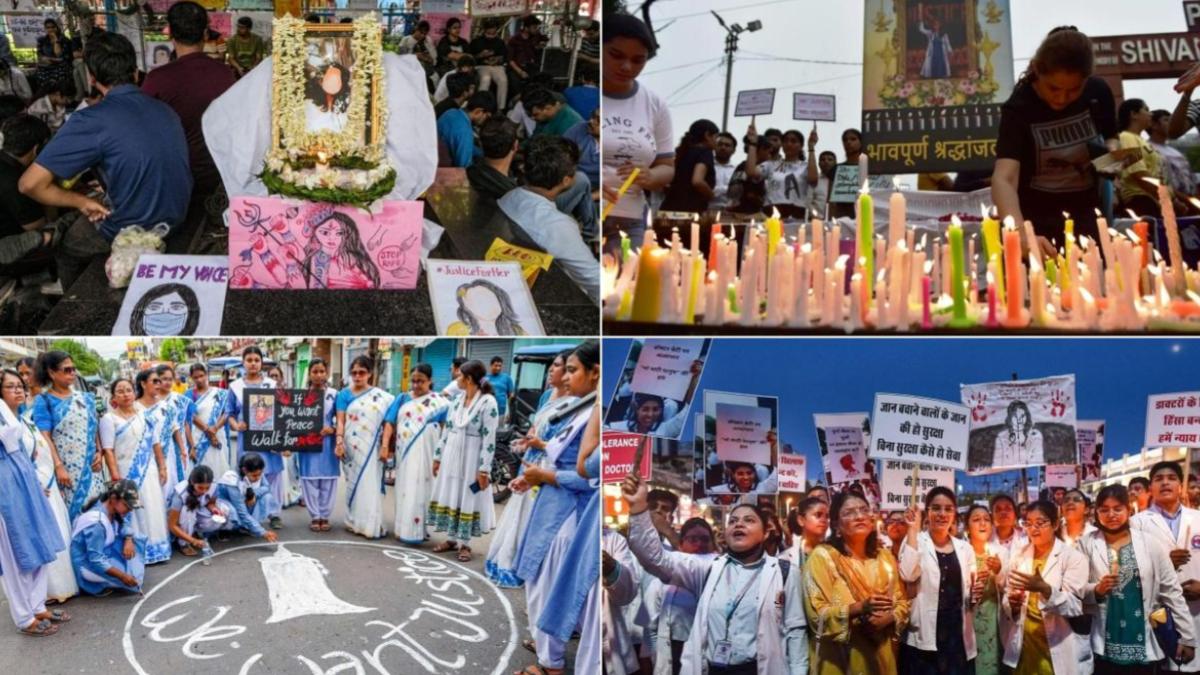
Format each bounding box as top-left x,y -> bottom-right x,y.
122,540 -> 519,675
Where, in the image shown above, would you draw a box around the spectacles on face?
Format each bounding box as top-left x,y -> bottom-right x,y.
841,506 -> 874,520
2,383 -> 24,391
351,370 -> 369,377
1025,518 -> 1053,530
149,378 -> 161,385
1063,495 -> 1085,504
58,366 -> 76,374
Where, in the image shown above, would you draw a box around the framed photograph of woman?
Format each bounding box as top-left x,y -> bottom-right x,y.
272,22 -> 382,153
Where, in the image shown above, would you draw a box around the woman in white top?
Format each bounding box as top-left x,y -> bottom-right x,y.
745,127 -> 819,220
1082,484 -> 1197,674
998,499 -> 1089,675
334,355 -> 394,540
102,373 -> 171,564
898,486 -> 984,675
601,13 -> 674,258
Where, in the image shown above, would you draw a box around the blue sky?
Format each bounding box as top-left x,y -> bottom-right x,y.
603,338 -> 1200,492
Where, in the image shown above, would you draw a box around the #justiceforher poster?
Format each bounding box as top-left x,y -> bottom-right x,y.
960,374 -> 1077,474
228,197 -> 422,290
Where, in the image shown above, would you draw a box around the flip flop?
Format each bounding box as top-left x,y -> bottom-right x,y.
20,620 -> 57,637
521,638 -> 537,654
179,544 -> 199,557
432,541 -> 458,554
457,547 -> 472,562
319,520 -> 332,532
41,610 -> 71,623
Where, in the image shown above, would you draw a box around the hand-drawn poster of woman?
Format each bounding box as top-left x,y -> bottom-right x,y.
302,208 -> 381,289
917,3 -> 952,79
446,279 -> 528,336
129,283 -> 201,336
992,400 -> 1044,468
304,35 -> 353,134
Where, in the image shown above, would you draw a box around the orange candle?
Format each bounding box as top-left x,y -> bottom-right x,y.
1002,220 -> 1027,327
1134,220 -> 1150,269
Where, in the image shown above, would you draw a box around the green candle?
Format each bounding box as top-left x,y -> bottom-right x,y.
1045,258 -> 1059,287
948,220 -> 973,327
858,188 -> 874,302
727,283 -> 739,314
620,233 -> 631,264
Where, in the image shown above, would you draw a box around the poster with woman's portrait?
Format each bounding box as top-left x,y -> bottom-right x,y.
701,391 -> 780,496
114,255 -> 228,336
1077,420 -> 1105,482
425,259 -> 544,336
304,33 -> 355,135
960,375 -> 1078,474
604,339 -> 711,440
228,196 -> 422,291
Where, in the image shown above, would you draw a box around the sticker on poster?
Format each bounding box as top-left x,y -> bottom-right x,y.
114,255 -> 228,336
870,393 -> 970,471
1145,392 -> 1200,447
960,375 -> 1077,474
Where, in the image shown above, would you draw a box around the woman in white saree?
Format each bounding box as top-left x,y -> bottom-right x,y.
335,355 -> 394,539
381,363 -> 450,545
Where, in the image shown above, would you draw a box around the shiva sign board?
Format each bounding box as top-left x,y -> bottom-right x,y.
734,88 -> 776,117
1145,392 -> 1200,447
114,255 -> 228,336
792,93 -> 836,121
960,375 -> 1078,474
426,260 -> 545,336
122,541 -> 520,675
228,197 -> 422,290
870,393 -> 971,472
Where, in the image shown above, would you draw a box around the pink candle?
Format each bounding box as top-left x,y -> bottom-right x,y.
985,269 -> 999,328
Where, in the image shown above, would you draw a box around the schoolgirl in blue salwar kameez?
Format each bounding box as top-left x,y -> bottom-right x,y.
297,359 -> 339,532
33,351 -> 111,522
381,363 -> 450,544
0,368 -> 69,636
512,341 -> 600,674
70,479 -> 147,596
228,452 -> 280,539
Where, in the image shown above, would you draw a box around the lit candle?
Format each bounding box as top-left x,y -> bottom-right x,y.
849,272 -> 863,333
889,186 -> 906,254
1094,208 -> 1115,269
690,217 -> 700,257
982,208 -> 1006,305
985,267 -> 998,328
792,245 -> 811,327
1156,179 -> 1188,296
766,207 -> 783,261
1002,218 -> 1027,328
620,231 -> 632,265
685,254 -> 703,324
858,153 -> 870,188
948,217 -> 972,327
857,182 -> 875,311
315,151 -> 329,171
630,248 -> 666,323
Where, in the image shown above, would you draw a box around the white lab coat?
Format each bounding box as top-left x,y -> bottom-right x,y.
627,511 -> 807,675
1061,522 -> 1100,675
998,538 -> 1088,675
1132,506 -> 1200,671
604,529 -> 641,675
897,532 -> 978,658
1081,527 -> 1197,662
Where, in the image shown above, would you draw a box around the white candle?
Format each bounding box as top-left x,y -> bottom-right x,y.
793,245 -> 811,327
849,273 -> 863,333
889,190 -> 906,255
1158,180 -> 1187,296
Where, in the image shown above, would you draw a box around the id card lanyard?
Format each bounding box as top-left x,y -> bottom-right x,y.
712,560 -> 762,665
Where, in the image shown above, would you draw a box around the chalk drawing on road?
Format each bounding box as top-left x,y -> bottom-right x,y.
260,545 -> 375,624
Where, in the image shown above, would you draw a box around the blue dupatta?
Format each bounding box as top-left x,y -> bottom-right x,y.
36,391 -> 98,521
537,449 -> 600,641
120,415 -> 155,490
190,388 -> 228,465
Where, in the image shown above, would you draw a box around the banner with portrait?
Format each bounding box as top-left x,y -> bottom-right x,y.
701,391 -> 779,497
604,339 -> 711,440
1077,420 -> 1105,482
861,0 -> 1015,173
960,375 -> 1077,474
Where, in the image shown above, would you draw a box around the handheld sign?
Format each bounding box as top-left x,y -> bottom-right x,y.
870,393 -> 971,472
602,432 -> 652,484
792,93 -> 836,121
735,88 -> 776,117
485,238 -> 553,286
241,388 -> 324,453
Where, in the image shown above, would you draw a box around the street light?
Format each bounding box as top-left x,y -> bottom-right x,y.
713,11 -> 762,132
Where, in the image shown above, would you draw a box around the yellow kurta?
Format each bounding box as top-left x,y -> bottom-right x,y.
1015,554 -> 1055,675
804,544 -> 911,675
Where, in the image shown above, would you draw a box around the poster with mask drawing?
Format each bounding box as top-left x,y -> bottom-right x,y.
960,374 -> 1077,474
114,255 -> 228,336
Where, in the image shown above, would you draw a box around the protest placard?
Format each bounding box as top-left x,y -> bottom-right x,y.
1145,392 -> 1200,447
114,255 -> 228,336
814,413 -> 871,483
606,339 -> 709,440
629,339 -> 707,402
778,453 -> 807,492
426,260 -> 544,336
241,388 -> 324,453
485,238 -> 552,285
1077,420 -> 1105,482
1045,465 -> 1078,489
735,88 -> 776,117
715,403 -> 772,465
879,460 -> 954,511
601,433 -> 651,484
792,93 -> 836,121
960,375 -> 1077,474
871,393 -> 970,471
470,0 -> 525,16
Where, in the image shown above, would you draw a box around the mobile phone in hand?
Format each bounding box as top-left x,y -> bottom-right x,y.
469,481 -> 481,494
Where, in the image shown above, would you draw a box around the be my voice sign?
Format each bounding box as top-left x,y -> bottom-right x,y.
602,432 -> 651,484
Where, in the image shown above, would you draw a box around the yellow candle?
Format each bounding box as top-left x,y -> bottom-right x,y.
766,208 -> 783,260
685,255 -> 703,324
982,209 -> 1006,306
630,248 -> 666,322
601,167 -> 641,222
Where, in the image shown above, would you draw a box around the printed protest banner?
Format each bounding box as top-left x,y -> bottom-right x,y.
960,375 -> 1077,474
240,387 -> 324,453
602,432 -> 651,484
114,255 -> 228,336
735,88 -> 776,117
1045,465 -> 1078,489
1077,420 -> 1105,482
814,413 -> 871,484
422,0 -> 466,11
861,0 -> 1015,173
778,452 -> 807,492
792,93 -> 836,121
1145,392 -> 1200,447
485,237 -> 552,285
870,393 -> 971,471
879,459 -> 954,511
605,339 -> 709,440
7,13 -> 56,48
715,403 -> 772,465
703,391 -> 779,496
470,0 -> 525,17
228,197 -> 422,290
426,259 -> 544,336
424,13 -> 472,43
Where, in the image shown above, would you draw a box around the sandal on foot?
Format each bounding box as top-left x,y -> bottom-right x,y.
179,544 -> 199,557
319,520 -> 332,532
432,541 -> 458,553
521,638 -> 537,654
20,620 -> 57,637
457,547 -> 472,562
41,610 -> 71,624
309,521 -> 321,532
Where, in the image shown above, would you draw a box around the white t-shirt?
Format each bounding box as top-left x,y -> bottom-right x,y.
709,160 -> 736,211
602,81 -> 674,220
761,158 -> 810,208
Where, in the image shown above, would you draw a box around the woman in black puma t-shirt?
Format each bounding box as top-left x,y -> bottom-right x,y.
993,27 -> 1118,254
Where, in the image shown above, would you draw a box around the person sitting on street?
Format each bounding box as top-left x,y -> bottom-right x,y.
434,70 -> 475,121
438,91 -> 495,169
0,114 -> 58,277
